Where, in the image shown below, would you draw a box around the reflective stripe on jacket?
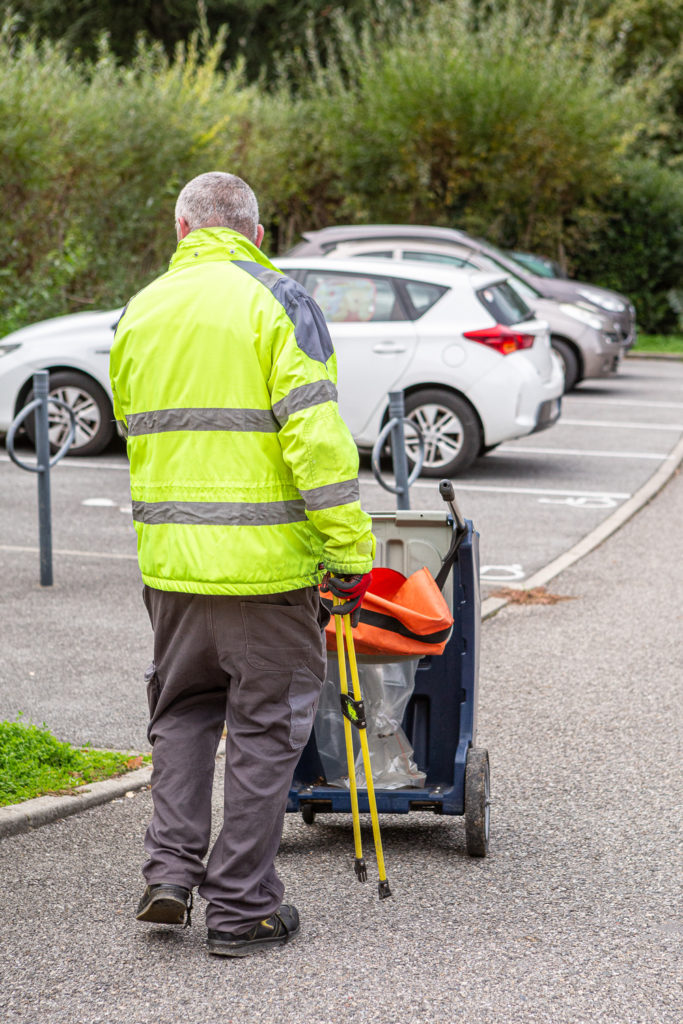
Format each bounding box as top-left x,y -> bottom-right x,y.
109,227 -> 375,596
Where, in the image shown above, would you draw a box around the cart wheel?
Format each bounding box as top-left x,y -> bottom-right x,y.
301,804 -> 316,825
465,748 -> 490,857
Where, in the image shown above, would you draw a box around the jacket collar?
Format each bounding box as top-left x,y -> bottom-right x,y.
169,227 -> 278,273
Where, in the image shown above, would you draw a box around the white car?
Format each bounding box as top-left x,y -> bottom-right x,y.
288,232 -> 628,391
278,258 -> 563,475
0,309 -> 120,457
0,258 -> 563,475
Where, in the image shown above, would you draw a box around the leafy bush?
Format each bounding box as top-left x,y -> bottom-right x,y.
256,2 -> 643,249
570,159 -> 683,332
0,21 -> 252,336
0,2 -> 680,336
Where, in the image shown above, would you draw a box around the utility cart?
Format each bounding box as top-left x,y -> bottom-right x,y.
287,484 -> 490,856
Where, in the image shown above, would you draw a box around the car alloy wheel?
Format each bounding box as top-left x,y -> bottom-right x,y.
25,371 -> 115,456
404,388 -> 481,477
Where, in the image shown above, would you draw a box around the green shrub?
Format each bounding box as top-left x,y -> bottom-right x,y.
0,2 -> 680,338
0,22 -> 252,335
570,159 -> 683,332
259,1 -> 643,251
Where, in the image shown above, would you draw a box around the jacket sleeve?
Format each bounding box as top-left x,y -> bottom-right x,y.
268,286 -> 375,575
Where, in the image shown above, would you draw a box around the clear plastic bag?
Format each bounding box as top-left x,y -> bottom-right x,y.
313,657 -> 426,790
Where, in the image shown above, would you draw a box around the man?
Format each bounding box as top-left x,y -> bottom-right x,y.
110,171 -> 374,957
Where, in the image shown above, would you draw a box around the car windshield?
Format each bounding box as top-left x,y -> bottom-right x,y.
466,251 -> 540,303
505,251 -> 557,279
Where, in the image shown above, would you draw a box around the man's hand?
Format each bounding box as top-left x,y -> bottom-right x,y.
320,571 -> 372,627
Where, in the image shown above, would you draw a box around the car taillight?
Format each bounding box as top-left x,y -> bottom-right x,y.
462,324 -> 536,355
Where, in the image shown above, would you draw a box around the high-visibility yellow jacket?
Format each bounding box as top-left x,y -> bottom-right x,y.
110,227 -> 375,595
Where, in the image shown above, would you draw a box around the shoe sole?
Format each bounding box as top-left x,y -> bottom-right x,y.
207,924 -> 300,957
136,896 -> 188,925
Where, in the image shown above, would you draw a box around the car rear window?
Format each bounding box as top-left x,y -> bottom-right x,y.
476,281 -> 533,325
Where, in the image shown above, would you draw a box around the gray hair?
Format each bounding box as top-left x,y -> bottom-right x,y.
175,172 -> 259,241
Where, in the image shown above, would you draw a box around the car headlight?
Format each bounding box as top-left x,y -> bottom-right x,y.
0,343 -> 21,357
559,303 -> 605,331
577,288 -> 626,313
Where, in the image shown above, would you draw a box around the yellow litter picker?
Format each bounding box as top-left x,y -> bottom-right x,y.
333,598 -> 391,900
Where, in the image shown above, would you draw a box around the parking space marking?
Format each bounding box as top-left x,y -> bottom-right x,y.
409,480 -> 631,499
480,564 -> 525,582
0,455 -> 129,470
560,418 -> 683,431
0,544 -> 137,560
598,374 -> 683,387
568,397 -> 683,409
538,495 -> 619,509
496,445 -> 669,460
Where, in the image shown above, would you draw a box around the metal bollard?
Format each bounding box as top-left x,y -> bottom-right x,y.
6,370 -> 76,586
370,391 -> 425,510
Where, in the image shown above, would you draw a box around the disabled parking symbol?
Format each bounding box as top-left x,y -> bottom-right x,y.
479,564 -> 525,582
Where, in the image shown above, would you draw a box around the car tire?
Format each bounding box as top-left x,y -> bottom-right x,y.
25,370 -> 115,457
551,337 -> 580,392
404,389 -> 481,477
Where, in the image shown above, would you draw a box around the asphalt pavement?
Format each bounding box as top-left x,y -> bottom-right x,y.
1,433 -> 681,1021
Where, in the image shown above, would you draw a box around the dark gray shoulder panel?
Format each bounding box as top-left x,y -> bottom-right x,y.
233,261 -> 334,364
112,302 -> 130,337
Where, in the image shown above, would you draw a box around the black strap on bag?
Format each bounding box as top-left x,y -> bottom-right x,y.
320,597 -> 452,646
434,519 -> 468,592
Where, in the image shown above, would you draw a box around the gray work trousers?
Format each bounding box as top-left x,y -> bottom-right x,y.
141,584 -> 327,933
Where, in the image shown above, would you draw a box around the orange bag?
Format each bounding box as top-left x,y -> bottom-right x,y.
322,566 -> 454,657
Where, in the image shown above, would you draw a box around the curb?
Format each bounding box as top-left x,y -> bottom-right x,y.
626,350 -> 683,362
481,433 -> 683,620
0,765 -> 153,840
0,739 -> 227,841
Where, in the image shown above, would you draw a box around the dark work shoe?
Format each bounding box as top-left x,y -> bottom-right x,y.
136,884 -> 193,927
207,904 -> 300,957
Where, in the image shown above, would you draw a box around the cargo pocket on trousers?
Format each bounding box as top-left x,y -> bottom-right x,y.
144,661 -> 161,718
288,665 -> 324,750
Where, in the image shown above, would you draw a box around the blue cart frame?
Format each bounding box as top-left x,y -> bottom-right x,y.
287,508 -> 490,855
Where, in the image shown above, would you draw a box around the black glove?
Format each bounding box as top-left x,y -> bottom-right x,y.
320,571 -> 372,627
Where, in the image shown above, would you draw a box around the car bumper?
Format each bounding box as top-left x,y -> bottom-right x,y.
467,348 -> 564,447
581,340 -> 625,380
531,396 -> 562,434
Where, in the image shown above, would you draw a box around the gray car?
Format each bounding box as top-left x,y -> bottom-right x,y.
287,225 -> 636,381
287,228 -> 627,391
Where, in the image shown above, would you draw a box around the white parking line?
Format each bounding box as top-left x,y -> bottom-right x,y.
408,481 -> 631,499
0,544 -> 137,560
496,445 -> 669,460
561,418 -> 683,431
568,397 -> 683,409
0,455 -> 129,470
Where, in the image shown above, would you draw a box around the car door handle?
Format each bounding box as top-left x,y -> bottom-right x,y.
372,341 -> 407,354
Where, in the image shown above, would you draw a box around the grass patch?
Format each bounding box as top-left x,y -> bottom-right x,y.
0,718 -> 150,807
632,334 -> 683,355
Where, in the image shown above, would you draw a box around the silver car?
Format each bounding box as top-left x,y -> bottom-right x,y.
287,225 -> 635,390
